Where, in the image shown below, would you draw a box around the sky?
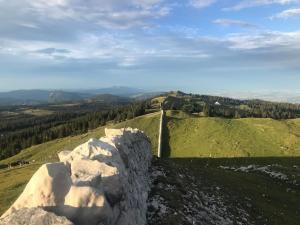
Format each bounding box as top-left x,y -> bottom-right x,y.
0,0 -> 300,94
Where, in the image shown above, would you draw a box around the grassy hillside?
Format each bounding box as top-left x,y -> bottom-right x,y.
0,112 -> 160,214
0,112 -> 160,166
1,110 -> 300,216
165,110 -> 300,157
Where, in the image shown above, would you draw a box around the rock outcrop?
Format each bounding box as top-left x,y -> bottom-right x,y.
0,208 -> 73,225
0,128 -> 152,225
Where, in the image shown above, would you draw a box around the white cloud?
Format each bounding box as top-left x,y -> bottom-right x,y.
16,22 -> 40,29
0,0 -> 300,71
272,8 -> 300,18
189,0 -> 216,9
213,19 -> 257,28
227,31 -> 300,49
224,0 -> 299,11
0,29 -> 211,68
1,0 -> 170,29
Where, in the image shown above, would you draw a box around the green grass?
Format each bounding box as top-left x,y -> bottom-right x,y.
0,112 -> 160,166
165,110 -> 300,157
22,109 -> 54,116
2,110 -> 300,218
0,164 -> 41,214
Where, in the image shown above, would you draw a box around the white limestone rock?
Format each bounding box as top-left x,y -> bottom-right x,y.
58,150 -> 72,162
1,128 -> 152,225
0,208 -> 73,225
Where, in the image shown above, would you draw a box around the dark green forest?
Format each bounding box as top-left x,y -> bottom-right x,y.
0,101 -> 150,160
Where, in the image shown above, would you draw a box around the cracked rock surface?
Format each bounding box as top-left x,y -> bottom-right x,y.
0,128 -> 152,225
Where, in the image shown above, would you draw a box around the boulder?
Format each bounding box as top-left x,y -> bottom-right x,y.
1,128 -> 152,225
0,208 -> 73,225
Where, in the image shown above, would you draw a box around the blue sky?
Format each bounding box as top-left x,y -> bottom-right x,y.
0,0 -> 300,95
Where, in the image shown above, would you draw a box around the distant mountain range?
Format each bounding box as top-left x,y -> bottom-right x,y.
0,87 -> 162,106
216,91 -> 300,104
76,86 -> 145,97
0,90 -> 87,105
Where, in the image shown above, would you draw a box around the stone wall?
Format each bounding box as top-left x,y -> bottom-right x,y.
0,128 -> 152,225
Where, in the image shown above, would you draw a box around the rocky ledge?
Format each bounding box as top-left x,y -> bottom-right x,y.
0,128 -> 152,225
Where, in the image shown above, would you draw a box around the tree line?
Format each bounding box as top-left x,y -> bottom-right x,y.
0,101 -> 150,160
166,94 -> 300,119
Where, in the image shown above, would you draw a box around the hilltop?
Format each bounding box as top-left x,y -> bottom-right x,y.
152,91 -> 300,119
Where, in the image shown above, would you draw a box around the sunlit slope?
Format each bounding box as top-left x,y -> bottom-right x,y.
166,111 -> 300,157
0,112 -> 160,166
2,110 -> 300,215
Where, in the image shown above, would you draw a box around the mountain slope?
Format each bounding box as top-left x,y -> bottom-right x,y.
0,112 -> 160,166
2,110 -> 300,164
1,111 -> 300,215
87,94 -> 131,103
78,86 -> 144,97
165,110 -> 300,157
0,90 -> 88,105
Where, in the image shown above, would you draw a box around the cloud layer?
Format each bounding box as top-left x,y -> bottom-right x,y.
0,0 -> 300,91
213,19 -> 257,28
224,0 -> 299,11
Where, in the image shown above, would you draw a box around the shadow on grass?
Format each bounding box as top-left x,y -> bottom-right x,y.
168,156 -> 300,167
151,156 -> 300,225
161,113 -> 171,158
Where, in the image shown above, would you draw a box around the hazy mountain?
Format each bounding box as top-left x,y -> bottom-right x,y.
131,92 -> 164,100
216,91 -> 300,104
48,91 -> 88,103
87,94 -> 131,103
0,90 -> 88,105
77,86 -> 145,97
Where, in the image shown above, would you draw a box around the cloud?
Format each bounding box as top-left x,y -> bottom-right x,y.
213,19 -> 258,28
0,0 -> 171,30
35,48 -> 71,55
189,0 -> 217,9
17,22 -> 40,29
226,31 -> 300,50
0,0 -> 300,75
272,8 -> 300,18
1,27 -> 300,73
224,0 -> 299,11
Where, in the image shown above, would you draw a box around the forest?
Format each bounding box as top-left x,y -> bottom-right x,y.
0,100 -> 150,160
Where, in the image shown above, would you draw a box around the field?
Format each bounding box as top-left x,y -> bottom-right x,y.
0,110 -> 300,224
164,110 -> 300,157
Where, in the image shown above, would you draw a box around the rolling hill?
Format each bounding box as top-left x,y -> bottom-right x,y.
164,110 -> 300,157
1,110 -> 300,217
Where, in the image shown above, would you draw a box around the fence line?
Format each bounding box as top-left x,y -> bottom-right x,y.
157,109 -> 164,158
